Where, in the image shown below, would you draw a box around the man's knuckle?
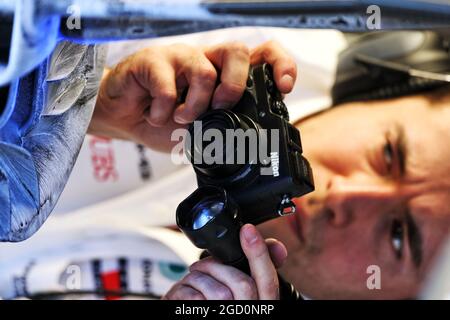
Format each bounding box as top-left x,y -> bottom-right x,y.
113,59 -> 128,74
265,40 -> 280,50
190,292 -> 205,300
140,47 -> 158,58
196,67 -> 217,85
285,62 -> 297,75
237,278 -> 257,297
149,115 -> 166,126
168,285 -> 187,300
159,89 -> 177,103
176,289 -> 203,300
216,287 -> 233,300
169,43 -> 190,53
228,42 -> 250,56
221,81 -> 245,98
186,270 -> 203,282
181,107 -> 198,121
265,278 -> 279,295
261,40 -> 281,60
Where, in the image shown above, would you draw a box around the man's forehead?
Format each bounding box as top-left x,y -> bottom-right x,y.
400,105 -> 450,183
412,193 -> 450,274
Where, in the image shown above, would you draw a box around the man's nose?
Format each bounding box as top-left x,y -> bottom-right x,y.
324,174 -> 397,228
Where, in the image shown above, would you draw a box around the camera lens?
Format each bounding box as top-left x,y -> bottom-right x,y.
176,186 -> 245,265
192,199 -> 225,230
185,109 -> 258,179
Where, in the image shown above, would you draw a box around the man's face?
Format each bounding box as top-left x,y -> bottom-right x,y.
258,90 -> 450,299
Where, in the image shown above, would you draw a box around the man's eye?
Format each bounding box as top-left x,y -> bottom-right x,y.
391,219 -> 404,259
383,140 -> 394,173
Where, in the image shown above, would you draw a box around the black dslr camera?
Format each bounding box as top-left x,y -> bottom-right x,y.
176,64 -> 314,276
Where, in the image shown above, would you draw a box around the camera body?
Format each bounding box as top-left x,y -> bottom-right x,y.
185,63 -> 314,226
177,64 -> 314,298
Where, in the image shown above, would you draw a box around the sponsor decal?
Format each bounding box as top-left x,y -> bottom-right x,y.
158,262 -> 187,282
89,136 -> 119,182
142,259 -> 153,293
13,260 -> 36,298
91,258 -> 128,300
136,144 -> 152,181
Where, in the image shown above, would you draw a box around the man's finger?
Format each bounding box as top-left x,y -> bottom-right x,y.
240,224 -> 280,300
101,65 -> 149,119
250,41 -> 297,94
190,257 -> 259,300
173,53 -> 217,124
163,284 -> 206,300
181,270 -> 234,300
130,53 -> 178,127
204,42 -> 250,109
266,238 -> 288,269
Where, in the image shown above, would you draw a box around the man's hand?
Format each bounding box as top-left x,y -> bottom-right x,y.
89,41 -> 297,152
162,224 -> 288,300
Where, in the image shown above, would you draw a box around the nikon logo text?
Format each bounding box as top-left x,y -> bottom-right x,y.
271,152 -> 280,177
